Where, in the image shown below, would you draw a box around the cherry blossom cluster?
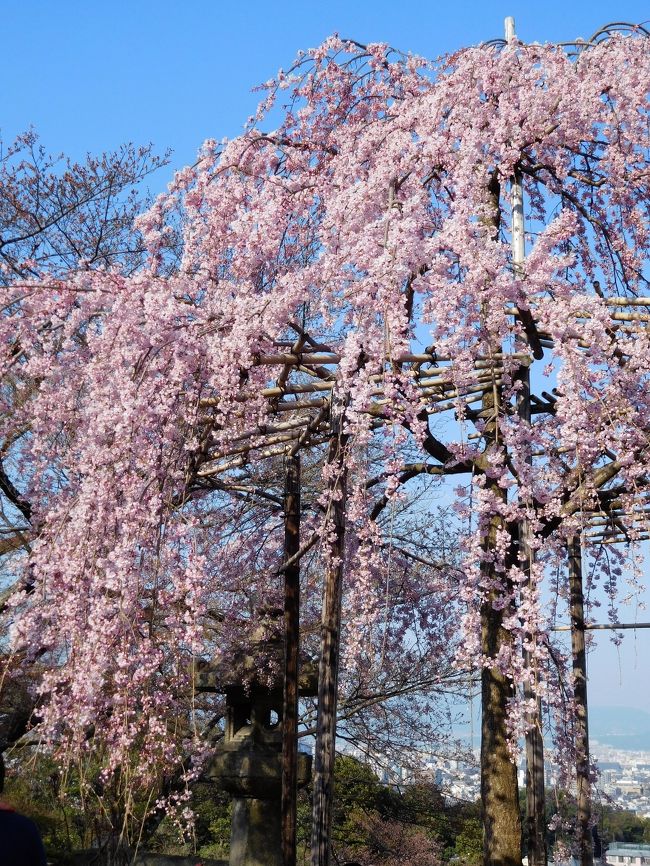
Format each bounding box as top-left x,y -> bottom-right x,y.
1,32 -> 649,818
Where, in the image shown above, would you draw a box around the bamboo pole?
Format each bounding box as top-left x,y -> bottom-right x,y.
224,349 -> 532,370
276,398 -> 329,412
417,368 -> 503,389
585,535 -> 650,545
282,455 -> 301,866
605,296 -> 650,306
223,415 -> 322,445
553,621 -> 650,632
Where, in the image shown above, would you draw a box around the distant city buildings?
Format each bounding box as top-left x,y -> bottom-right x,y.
342,735 -> 650,866
605,843 -> 650,865
423,740 -> 650,819
344,738 -> 650,818
591,741 -> 650,819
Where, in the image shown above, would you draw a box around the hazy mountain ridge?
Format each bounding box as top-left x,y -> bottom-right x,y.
590,706 -> 650,751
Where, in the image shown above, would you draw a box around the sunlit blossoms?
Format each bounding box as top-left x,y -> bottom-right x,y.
1,32 -> 649,835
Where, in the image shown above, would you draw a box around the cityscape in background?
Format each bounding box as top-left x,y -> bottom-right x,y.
414,742 -> 650,820
357,706 -> 650,820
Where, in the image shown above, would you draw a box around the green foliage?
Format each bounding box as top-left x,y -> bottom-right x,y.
322,755 -> 480,865
190,783 -> 231,859
543,787 -> 650,856
599,807 -> 650,846
330,755 -> 397,852
452,818 -> 483,865
3,748 -> 233,863
3,752 -> 92,863
4,747 -> 488,864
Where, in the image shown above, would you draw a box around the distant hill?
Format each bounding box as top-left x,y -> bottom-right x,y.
450,704 -> 650,752
589,706 -> 650,751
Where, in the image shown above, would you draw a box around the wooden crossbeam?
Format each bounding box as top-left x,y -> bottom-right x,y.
189,299 -> 650,540
552,621 -> 650,631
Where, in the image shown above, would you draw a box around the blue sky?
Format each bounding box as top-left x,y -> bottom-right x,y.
2,0 -> 649,713
2,0 -> 650,171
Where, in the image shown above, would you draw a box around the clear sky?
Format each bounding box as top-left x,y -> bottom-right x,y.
2,0 -> 649,171
2,0 -> 649,713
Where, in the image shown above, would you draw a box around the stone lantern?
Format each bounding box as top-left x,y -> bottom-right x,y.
197,628 -> 315,866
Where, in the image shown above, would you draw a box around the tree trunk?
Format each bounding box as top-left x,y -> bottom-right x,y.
480,170 -> 523,866
481,523 -> 523,866
524,687 -> 546,866
310,409 -> 348,866
282,454 -> 301,866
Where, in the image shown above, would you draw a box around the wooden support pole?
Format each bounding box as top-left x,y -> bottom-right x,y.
518,358 -> 547,866
282,454 -> 301,866
479,164 -> 523,866
569,536 -> 593,866
310,405 -> 348,866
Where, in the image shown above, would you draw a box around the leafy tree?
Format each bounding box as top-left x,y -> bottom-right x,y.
452,819 -> 483,866
599,808 -> 650,847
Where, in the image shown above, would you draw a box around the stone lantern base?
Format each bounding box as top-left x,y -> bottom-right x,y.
230,797 -> 281,866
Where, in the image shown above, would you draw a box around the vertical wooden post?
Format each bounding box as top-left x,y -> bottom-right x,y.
282,454 -> 301,866
479,166 -> 522,866
516,357 -> 547,866
520,495 -> 547,866
569,536 -> 593,866
310,406 -> 348,866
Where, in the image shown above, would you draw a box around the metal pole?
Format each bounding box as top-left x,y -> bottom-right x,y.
507,18 -> 547,866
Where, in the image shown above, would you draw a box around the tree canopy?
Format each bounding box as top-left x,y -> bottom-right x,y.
1,27 -> 650,866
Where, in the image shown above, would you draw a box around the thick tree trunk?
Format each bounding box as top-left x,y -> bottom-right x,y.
569,536 -> 593,866
480,170 -> 523,866
281,455 -> 301,866
481,522 -> 523,866
310,411 -> 348,866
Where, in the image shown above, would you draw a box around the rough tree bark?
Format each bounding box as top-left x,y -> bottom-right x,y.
481,521 -> 523,866
480,169 -> 523,866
